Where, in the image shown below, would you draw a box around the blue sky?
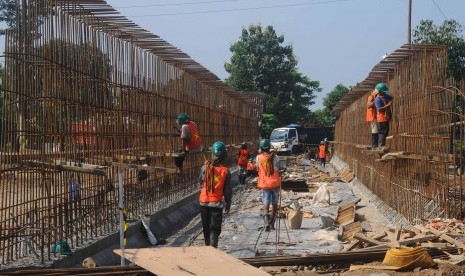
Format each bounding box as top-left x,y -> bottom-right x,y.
6,0 -> 465,109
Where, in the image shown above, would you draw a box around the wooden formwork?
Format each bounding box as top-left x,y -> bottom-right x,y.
333,44 -> 465,224
0,0 -> 263,265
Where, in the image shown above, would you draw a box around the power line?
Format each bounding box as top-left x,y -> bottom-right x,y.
431,0 -> 448,20
123,0 -> 354,18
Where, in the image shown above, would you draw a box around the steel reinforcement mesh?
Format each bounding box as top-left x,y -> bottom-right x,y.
0,0 -> 263,265
334,45 -> 465,223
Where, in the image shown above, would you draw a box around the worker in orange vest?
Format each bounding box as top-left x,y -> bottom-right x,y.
366,89 -> 379,149
256,139 -> 281,231
198,141 -> 232,248
319,141 -> 328,167
175,113 -> 203,173
374,83 -> 393,149
237,142 -> 249,185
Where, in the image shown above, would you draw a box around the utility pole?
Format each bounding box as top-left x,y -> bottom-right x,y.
408,0 -> 412,44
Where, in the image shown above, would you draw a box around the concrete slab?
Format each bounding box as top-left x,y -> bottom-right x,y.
164,159 -> 393,260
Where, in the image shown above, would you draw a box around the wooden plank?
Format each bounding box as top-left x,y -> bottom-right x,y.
336,203 -> 355,225
420,242 -> 449,248
22,160 -> 107,176
114,247 -> 269,276
343,231 -> 387,252
415,225 -> 465,250
353,233 -> 386,246
350,264 -> 400,271
339,221 -> 362,241
110,162 -> 177,174
394,225 -> 402,241
397,234 -> 436,246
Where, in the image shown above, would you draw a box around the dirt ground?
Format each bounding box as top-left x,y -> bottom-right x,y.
259,262 -> 465,275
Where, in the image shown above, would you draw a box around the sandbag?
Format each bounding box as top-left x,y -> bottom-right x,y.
313,183 -> 330,205
287,208 -> 303,229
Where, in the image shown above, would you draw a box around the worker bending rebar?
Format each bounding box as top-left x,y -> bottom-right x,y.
255,139 -> 282,232
174,113 -> 203,174
198,141 -> 232,248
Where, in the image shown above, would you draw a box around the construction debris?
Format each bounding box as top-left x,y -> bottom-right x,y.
337,166 -> 355,183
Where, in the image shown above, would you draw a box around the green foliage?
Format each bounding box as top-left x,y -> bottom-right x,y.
323,84 -> 350,112
312,109 -> 332,127
413,19 -> 465,81
313,84 -> 349,127
0,0 -> 18,33
225,24 -> 321,127
260,113 -> 279,138
0,0 -> 47,35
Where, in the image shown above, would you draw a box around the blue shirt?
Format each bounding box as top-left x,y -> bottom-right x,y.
375,94 -> 393,109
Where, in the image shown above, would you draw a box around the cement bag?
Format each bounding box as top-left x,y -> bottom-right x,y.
313,183 -> 330,206
383,247 -> 435,270
287,208 -> 303,229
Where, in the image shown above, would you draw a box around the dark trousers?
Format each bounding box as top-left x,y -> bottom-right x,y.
371,134 -> 378,149
320,157 -> 326,167
378,122 -> 390,147
200,206 -> 223,248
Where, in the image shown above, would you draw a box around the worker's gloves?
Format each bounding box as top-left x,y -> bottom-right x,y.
224,207 -> 230,214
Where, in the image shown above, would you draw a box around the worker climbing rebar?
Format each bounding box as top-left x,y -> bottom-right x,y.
198,141 -> 232,248
255,138 -> 282,232
174,113 -> 203,174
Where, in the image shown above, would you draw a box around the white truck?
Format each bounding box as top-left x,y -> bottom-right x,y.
270,127 -> 299,155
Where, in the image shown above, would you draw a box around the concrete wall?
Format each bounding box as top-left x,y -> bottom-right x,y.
51,168 -> 240,268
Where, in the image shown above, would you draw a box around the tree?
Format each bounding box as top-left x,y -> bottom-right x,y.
413,19 -> 465,81
225,25 -> 321,127
260,113 -> 279,138
313,84 -> 350,127
0,0 -> 47,35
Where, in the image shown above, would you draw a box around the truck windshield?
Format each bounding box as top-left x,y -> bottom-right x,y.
270,130 -> 287,142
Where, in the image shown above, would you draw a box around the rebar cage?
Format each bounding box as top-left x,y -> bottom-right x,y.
334,44 -> 465,223
0,0 -> 263,265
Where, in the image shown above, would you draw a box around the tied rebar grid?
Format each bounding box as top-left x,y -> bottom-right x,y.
333,44 -> 465,224
0,0 -> 264,266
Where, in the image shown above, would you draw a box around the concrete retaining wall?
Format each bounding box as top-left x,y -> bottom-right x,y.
331,155 -> 412,228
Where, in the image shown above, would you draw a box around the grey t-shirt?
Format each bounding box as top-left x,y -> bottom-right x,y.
180,124 -> 190,140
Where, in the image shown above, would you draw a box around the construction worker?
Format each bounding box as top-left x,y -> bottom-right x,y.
319,141 -> 328,167
366,89 -> 379,149
256,138 -> 281,231
237,142 -> 249,185
247,157 -> 257,177
198,141 -> 232,248
323,138 -> 330,154
175,113 -> 203,173
374,83 -> 393,149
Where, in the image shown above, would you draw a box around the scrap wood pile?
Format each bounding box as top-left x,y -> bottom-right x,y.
337,166 -> 354,183
340,218 -> 465,266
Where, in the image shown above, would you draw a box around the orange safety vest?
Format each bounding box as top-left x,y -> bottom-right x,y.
319,145 -> 327,158
376,97 -> 391,123
257,153 -> 281,190
237,148 -> 249,166
199,166 -> 228,203
247,161 -> 255,171
186,121 -> 202,150
366,95 -> 376,122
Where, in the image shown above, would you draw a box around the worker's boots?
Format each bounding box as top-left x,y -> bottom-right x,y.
210,233 -> 219,248
264,214 -> 271,232
269,216 -> 276,231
